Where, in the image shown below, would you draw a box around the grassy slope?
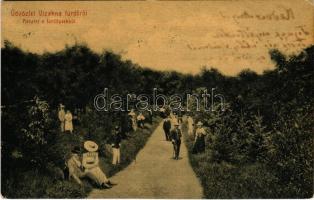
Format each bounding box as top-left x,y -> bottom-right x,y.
182,120 -> 279,198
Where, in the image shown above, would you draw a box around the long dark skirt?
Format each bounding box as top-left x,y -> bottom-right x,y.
192,136 -> 205,154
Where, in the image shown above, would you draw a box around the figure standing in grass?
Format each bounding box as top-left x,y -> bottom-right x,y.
187,115 -> 194,137
137,112 -> 145,128
64,110 -> 73,133
111,126 -> 122,166
170,121 -> 182,160
58,104 -> 65,132
128,109 -> 137,131
192,121 -> 207,154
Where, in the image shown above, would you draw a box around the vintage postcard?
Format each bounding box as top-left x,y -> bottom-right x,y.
1,0 -> 313,198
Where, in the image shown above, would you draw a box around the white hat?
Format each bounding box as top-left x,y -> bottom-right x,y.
197,121 -> 203,126
84,140 -> 98,152
60,104 -> 65,108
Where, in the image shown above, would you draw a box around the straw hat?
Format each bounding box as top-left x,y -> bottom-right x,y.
84,140 -> 98,152
196,121 -> 203,126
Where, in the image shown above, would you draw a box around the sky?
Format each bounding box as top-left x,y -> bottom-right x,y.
2,0 -> 314,75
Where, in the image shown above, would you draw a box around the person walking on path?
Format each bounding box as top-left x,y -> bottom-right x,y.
192,121 -> 207,154
170,121 -> 182,160
82,140 -> 116,189
163,116 -> 171,141
111,126 -> 122,166
64,110 -> 73,133
187,115 -> 194,137
58,104 -> 66,132
170,112 -> 179,128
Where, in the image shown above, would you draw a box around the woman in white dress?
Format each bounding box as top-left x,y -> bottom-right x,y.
64,110 -> 73,133
82,140 -> 116,189
187,116 -> 194,136
128,110 -> 137,131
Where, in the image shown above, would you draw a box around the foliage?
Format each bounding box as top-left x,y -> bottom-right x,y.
2,41 -> 313,198
183,45 -> 314,198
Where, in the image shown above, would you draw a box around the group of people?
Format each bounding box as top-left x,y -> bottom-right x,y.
63,104 -> 206,188
163,112 -> 207,160
127,109 -> 146,131
63,107 -> 149,189
58,104 -> 74,133
64,122 -> 127,189
162,112 -> 183,160
67,125 -> 123,188
67,140 -> 117,189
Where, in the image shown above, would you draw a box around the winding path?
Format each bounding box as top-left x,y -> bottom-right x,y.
89,121 -> 203,198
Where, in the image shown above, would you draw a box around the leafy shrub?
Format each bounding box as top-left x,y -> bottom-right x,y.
266,105 -> 314,198
45,181 -> 91,198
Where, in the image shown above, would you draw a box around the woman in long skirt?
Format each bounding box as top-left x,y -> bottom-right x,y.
82,141 -> 116,189
192,121 -> 206,154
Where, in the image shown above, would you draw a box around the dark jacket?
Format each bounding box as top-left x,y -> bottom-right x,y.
121,115 -> 133,133
170,128 -> 182,142
111,132 -> 122,148
163,119 -> 171,131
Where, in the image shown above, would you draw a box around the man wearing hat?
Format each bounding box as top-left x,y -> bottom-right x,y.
82,140 -> 115,189
58,104 -> 65,132
170,121 -> 182,160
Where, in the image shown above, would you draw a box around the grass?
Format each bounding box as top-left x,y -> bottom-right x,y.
1,117 -> 162,198
182,120 -> 280,198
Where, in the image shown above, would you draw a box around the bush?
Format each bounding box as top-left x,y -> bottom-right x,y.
45,181 -> 91,198
2,170 -> 89,198
266,105 -> 314,198
196,162 -> 279,198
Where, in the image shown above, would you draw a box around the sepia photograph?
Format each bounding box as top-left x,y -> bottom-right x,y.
1,0 -> 314,198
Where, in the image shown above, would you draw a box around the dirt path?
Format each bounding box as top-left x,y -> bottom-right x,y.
88,121 -> 203,198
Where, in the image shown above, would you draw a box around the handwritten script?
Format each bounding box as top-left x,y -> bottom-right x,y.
186,7 -> 312,64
